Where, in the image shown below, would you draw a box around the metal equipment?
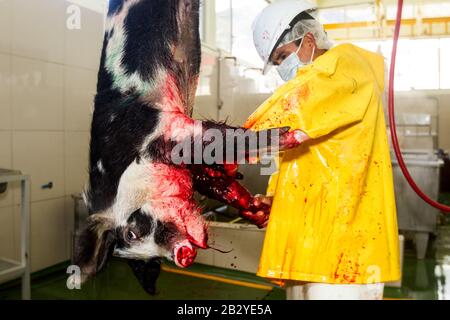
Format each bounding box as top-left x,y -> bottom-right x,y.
388,0 -> 450,213
387,94 -> 444,259
0,169 -> 31,299
392,151 -> 444,259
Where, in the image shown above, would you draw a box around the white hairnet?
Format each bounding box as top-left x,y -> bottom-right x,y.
277,17 -> 333,50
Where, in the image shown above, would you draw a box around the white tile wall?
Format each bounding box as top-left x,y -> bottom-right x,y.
64,67 -> 96,131
0,53 -> 12,130
64,131 -> 89,196
12,199 -> 69,272
0,0 -> 12,54
12,131 -> 65,203
65,6 -> 104,70
0,0 -> 105,272
0,206 -> 15,260
12,57 -> 64,130
27,198 -> 67,272
64,196 -> 75,261
0,132 -> 12,168
12,0 -> 66,64
0,131 -> 13,208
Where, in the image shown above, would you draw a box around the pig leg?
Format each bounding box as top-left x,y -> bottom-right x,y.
202,121 -> 306,163
191,164 -> 270,228
162,113 -> 308,165
199,120 -> 307,164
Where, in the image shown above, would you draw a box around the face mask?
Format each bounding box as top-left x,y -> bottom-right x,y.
277,38 -> 316,82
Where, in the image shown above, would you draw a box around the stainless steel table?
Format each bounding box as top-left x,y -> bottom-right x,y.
0,169 -> 31,299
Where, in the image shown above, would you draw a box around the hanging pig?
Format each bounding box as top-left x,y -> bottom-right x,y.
72,0 -> 306,295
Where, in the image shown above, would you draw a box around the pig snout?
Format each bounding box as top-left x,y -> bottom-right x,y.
173,239 -> 197,268
172,226 -> 208,268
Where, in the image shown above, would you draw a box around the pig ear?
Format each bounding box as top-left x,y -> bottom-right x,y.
73,214 -> 116,282
128,258 -> 162,295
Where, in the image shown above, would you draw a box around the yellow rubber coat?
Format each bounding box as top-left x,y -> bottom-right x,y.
244,44 -> 401,284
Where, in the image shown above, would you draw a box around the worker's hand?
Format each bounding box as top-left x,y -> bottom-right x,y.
253,194 -> 273,207
278,128 -> 310,151
240,195 -> 273,229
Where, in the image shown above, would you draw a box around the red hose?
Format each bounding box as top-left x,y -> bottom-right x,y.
389,0 -> 450,212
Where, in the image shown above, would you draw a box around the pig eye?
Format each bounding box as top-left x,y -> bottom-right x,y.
126,230 -> 138,241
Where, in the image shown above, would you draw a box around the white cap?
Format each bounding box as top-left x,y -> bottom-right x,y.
252,0 -> 317,74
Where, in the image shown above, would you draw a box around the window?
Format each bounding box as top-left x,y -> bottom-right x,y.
420,2 -> 450,18
345,5 -> 376,22
386,3 -> 415,20
199,1 -> 205,41
216,0 -> 232,53
440,38 -> 450,89
215,0 -> 267,67
353,37 -> 449,91
395,39 -> 440,91
230,0 -> 267,67
318,4 -> 376,24
318,8 -> 347,24
386,2 -> 450,20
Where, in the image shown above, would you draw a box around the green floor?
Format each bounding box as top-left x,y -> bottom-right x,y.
1,225 -> 450,300
0,259 -> 285,300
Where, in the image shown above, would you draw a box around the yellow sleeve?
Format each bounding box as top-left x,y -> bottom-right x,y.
295,60 -> 375,139
245,49 -> 378,140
